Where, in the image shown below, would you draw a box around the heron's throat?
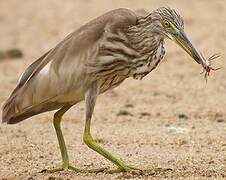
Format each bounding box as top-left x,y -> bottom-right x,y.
126,20 -> 164,55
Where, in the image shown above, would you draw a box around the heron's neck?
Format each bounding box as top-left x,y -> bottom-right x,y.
126,17 -> 164,55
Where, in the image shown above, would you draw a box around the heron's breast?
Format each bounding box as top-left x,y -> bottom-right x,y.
131,42 -> 165,79
155,42 -> 165,61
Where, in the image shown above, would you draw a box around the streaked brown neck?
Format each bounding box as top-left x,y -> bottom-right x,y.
126,16 -> 164,56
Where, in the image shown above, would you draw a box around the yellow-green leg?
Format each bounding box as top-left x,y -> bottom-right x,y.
43,105 -> 107,174
83,84 -> 141,174
44,105 -> 82,173
83,118 -> 141,173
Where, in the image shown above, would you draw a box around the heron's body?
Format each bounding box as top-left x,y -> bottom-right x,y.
2,7 -> 204,173
3,8 -> 165,124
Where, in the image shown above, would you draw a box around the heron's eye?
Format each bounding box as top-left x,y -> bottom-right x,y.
163,20 -> 170,28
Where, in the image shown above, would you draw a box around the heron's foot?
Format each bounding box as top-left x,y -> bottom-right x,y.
41,164 -> 83,173
105,166 -> 172,175
105,164 -> 142,174
41,164 -> 107,174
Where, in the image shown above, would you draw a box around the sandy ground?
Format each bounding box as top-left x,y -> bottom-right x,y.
0,0 -> 226,179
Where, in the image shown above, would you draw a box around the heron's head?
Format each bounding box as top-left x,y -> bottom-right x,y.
147,7 -> 202,64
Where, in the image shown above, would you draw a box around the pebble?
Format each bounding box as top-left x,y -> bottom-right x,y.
6,48 -> 23,59
216,119 -> 225,123
27,177 -> 35,180
140,112 -> 151,117
167,126 -> 190,134
117,110 -> 133,116
124,103 -> 134,108
178,114 -> 189,120
0,48 -> 23,60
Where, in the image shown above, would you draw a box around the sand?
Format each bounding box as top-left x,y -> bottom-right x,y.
0,0 -> 225,179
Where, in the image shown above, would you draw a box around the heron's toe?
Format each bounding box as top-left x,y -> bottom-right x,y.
41,164 -> 83,173
104,165 -> 142,174
40,167 -> 64,173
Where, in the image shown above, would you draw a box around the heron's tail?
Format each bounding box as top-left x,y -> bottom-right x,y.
2,93 -> 62,124
2,95 -> 23,124
2,94 -> 49,124
2,92 -> 37,124
2,96 -> 44,124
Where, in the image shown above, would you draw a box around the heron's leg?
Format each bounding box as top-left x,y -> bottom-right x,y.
83,84 -> 141,173
44,105 -> 81,173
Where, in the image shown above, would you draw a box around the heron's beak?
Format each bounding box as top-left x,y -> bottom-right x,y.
173,30 -> 202,64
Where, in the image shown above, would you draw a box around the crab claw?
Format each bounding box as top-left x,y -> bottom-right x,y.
199,52 -> 221,81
